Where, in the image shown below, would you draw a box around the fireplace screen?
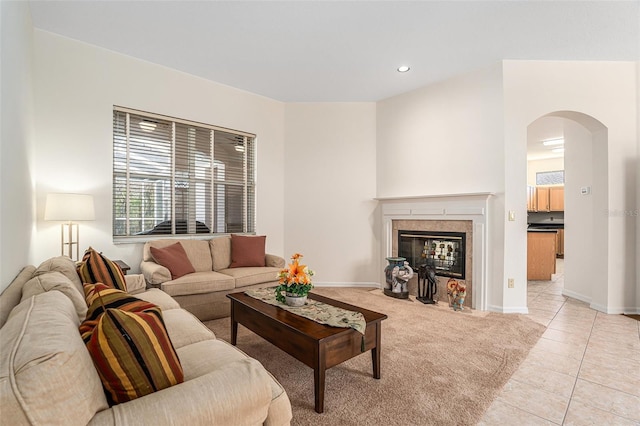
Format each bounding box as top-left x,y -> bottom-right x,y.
398,230 -> 466,279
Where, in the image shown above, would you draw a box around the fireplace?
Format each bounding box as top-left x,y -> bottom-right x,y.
377,193 -> 492,310
398,230 -> 466,279
392,220 -> 472,308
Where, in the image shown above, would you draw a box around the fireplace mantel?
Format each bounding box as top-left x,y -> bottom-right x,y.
375,192 -> 494,202
377,192 -> 493,311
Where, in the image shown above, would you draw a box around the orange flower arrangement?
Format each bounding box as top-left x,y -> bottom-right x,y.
275,253 -> 314,303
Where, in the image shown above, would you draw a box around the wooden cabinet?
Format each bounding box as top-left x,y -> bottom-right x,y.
527,186 -> 537,212
549,187 -> 564,211
556,229 -> 564,258
536,187 -> 550,212
528,186 -> 564,212
527,231 -> 557,280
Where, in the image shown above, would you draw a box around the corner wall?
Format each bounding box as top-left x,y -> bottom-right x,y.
0,1 -> 35,290
283,103 -> 378,285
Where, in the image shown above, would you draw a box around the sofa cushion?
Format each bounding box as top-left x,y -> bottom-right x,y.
176,337 -> 291,418
134,288 -> 181,311
83,307 -> 183,405
0,292 -> 108,424
87,358 -> 274,426
210,236 -> 231,271
161,308 -> 216,349
34,256 -> 83,294
144,239 -> 213,272
176,339 -> 253,380
0,265 -> 35,329
218,266 -> 281,288
77,247 -> 127,292
150,242 -> 196,279
124,274 -> 147,295
161,271 -> 235,297
230,234 -> 266,268
21,271 -> 87,323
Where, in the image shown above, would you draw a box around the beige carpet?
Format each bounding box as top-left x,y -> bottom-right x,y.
204,287 -> 545,426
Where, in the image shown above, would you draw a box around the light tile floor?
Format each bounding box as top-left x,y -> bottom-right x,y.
480,259 -> 640,425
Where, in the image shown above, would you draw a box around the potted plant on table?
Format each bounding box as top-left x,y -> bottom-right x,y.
275,253 -> 314,307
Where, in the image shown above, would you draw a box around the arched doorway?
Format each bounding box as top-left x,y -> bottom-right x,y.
527,111 -> 608,310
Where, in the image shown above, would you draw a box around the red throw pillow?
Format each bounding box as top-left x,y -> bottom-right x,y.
150,242 -> 195,280
230,234 -> 266,268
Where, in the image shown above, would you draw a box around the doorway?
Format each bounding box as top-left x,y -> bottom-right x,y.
526,111 -> 608,308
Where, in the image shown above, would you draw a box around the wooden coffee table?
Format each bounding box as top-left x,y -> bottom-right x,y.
227,291 -> 387,413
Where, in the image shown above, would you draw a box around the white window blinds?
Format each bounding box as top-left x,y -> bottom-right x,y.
113,107 -> 256,239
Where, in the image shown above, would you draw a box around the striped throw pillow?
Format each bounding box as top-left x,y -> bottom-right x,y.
80,283 -> 158,339
83,307 -> 184,405
77,247 -> 127,292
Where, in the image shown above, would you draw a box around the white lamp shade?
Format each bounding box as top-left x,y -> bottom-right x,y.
44,193 -> 95,221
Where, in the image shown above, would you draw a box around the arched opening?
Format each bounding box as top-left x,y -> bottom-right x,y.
527,111 -> 608,310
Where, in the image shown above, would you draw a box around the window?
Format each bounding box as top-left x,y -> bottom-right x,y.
536,170 -> 564,186
113,107 -> 255,240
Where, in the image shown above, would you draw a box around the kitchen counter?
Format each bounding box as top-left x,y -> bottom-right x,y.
527,230 -> 557,280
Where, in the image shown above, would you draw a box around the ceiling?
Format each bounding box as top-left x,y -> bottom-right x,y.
28,1 -> 639,103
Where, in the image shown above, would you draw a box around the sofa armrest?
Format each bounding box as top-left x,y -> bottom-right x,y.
140,260 -> 171,286
88,358 -> 274,426
124,274 -> 147,295
266,254 -> 285,269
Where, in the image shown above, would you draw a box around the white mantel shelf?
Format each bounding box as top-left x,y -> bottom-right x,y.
375,192 -> 494,201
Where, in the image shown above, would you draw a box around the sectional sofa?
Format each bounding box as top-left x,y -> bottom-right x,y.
0,256 -> 292,425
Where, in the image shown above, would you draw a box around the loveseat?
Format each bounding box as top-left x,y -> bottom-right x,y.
141,235 -> 285,321
0,256 -> 292,425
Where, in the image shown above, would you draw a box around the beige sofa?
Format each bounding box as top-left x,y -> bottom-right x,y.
141,236 -> 285,321
0,256 -> 292,426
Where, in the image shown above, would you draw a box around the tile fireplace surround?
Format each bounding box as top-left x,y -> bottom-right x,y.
377,193 -> 493,311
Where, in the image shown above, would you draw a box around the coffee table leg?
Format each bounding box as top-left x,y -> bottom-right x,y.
230,304 -> 238,346
314,345 -> 326,413
314,365 -> 325,413
372,322 -> 381,379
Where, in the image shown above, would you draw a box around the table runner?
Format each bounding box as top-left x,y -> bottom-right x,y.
244,287 -> 366,336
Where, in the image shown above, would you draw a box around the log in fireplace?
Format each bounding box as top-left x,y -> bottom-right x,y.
397,230 -> 466,280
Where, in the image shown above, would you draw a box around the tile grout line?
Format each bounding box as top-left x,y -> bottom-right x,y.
558,299 -> 597,425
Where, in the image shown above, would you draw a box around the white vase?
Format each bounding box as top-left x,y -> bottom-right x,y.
284,293 -> 307,307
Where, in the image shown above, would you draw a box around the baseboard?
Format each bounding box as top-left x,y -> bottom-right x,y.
561,288 -> 591,304
487,304 -> 529,314
589,302 -> 640,315
313,282 -> 381,288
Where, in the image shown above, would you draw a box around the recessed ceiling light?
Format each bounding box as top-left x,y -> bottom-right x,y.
542,137 -> 564,146
397,65 -> 410,73
552,147 -> 565,153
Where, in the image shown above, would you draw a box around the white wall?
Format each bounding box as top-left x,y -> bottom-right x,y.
283,103 -> 378,285
637,62 -> 640,313
563,119 -> 595,303
527,158 -> 564,186
503,60 -> 638,314
32,30 -> 286,273
376,64 -> 507,310
0,1 -> 35,290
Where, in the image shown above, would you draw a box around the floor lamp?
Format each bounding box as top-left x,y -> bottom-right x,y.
44,193 -> 95,261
